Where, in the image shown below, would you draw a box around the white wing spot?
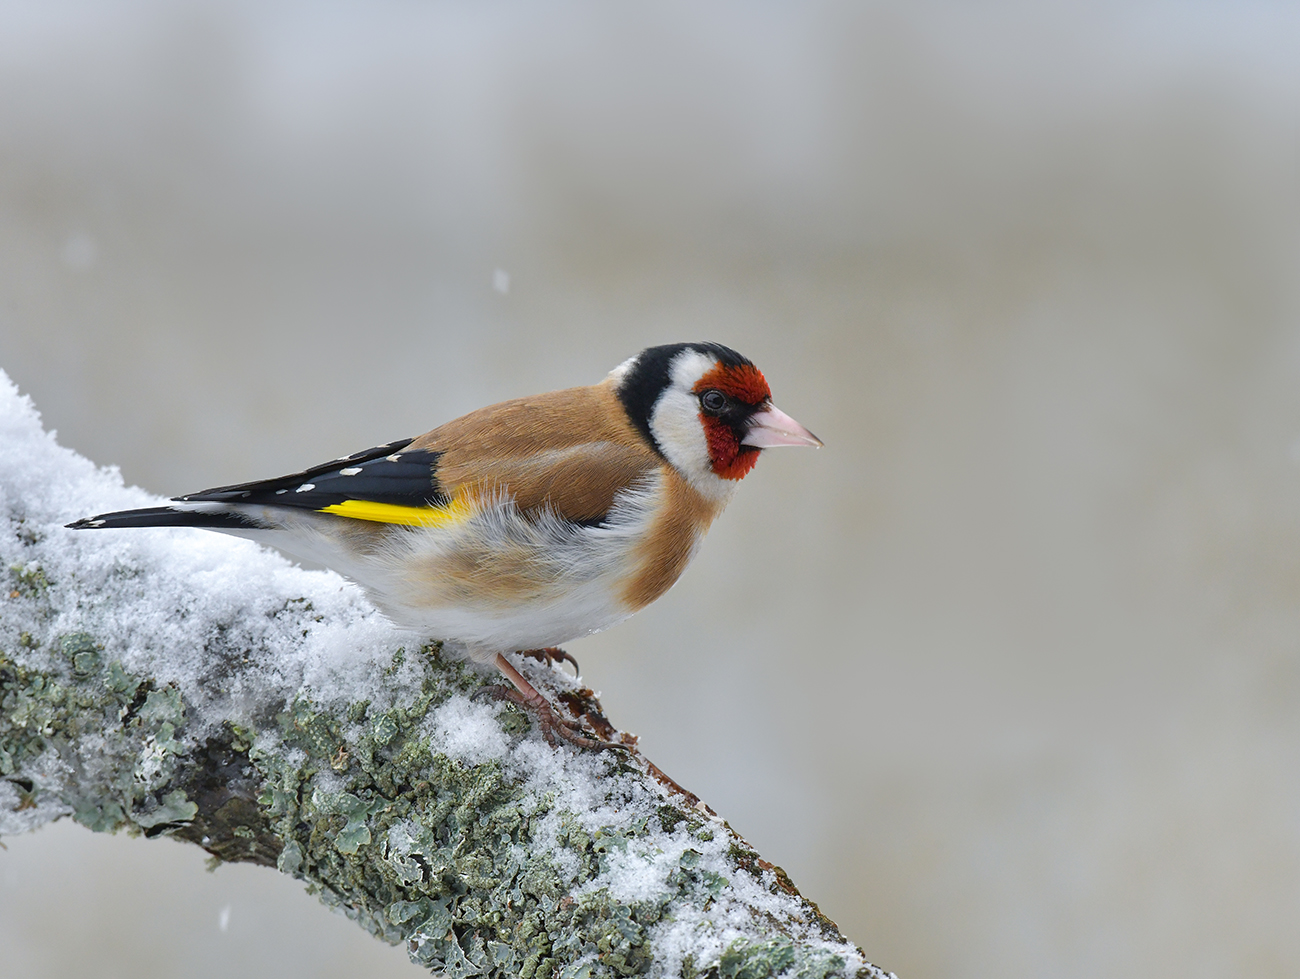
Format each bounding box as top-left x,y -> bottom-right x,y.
275,489 -> 288,495
386,454 -> 402,462
339,467 -> 362,476
296,483 -> 316,493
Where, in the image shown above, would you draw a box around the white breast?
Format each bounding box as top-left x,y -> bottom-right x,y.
235,476 -> 670,660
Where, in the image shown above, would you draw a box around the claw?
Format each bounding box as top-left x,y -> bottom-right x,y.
519,646 -> 581,677
475,682 -> 623,750
480,652 -> 626,751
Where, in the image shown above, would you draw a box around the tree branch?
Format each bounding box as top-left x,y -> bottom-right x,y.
0,371 -> 891,979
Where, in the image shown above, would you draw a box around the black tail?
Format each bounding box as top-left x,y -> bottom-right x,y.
66,506 -> 264,531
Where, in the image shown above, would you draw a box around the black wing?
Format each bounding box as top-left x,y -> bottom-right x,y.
176,438 -> 448,512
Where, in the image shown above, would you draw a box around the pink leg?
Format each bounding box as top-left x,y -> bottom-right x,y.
477,653 -> 622,750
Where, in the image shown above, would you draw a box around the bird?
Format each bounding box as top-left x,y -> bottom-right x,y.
68,342 -> 822,747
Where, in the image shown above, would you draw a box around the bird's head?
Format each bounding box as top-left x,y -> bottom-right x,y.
612,342 -> 822,498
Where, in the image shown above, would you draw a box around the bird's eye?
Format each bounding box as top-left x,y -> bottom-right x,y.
700,390 -> 727,413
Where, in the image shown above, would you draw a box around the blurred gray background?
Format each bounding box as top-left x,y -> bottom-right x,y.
3,2 -> 1300,977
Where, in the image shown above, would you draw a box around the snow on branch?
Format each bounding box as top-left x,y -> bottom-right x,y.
0,370 -> 890,979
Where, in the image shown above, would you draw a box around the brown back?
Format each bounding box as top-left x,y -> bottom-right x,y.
409,383 -> 658,522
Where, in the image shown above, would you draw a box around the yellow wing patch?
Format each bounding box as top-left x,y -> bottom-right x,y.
317,494 -> 475,528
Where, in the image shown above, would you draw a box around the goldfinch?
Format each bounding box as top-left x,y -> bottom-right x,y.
69,342 -> 821,746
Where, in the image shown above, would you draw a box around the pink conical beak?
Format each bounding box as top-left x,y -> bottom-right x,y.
741,404 -> 823,448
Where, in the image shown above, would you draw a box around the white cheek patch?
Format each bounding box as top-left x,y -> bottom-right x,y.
647,349 -> 737,501
649,386 -> 711,479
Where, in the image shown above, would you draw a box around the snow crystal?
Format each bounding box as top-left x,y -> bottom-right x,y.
426,695 -> 511,766
0,369 -> 422,732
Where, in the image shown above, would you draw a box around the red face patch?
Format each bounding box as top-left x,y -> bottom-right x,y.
700,417 -> 760,479
693,363 -> 770,405
694,362 -> 770,480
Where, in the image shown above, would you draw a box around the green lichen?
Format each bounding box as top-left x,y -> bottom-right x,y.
0,633 -> 197,837
9,562 -> 51,598
232,659 -> 863,978
60,632 -> 101,678
2,637 -> 877,979
134,788 -> 199,828
718,937 -> 853,979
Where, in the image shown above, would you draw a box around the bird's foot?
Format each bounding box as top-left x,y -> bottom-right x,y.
518,646 -> 580,676
473,683 -> 624,751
